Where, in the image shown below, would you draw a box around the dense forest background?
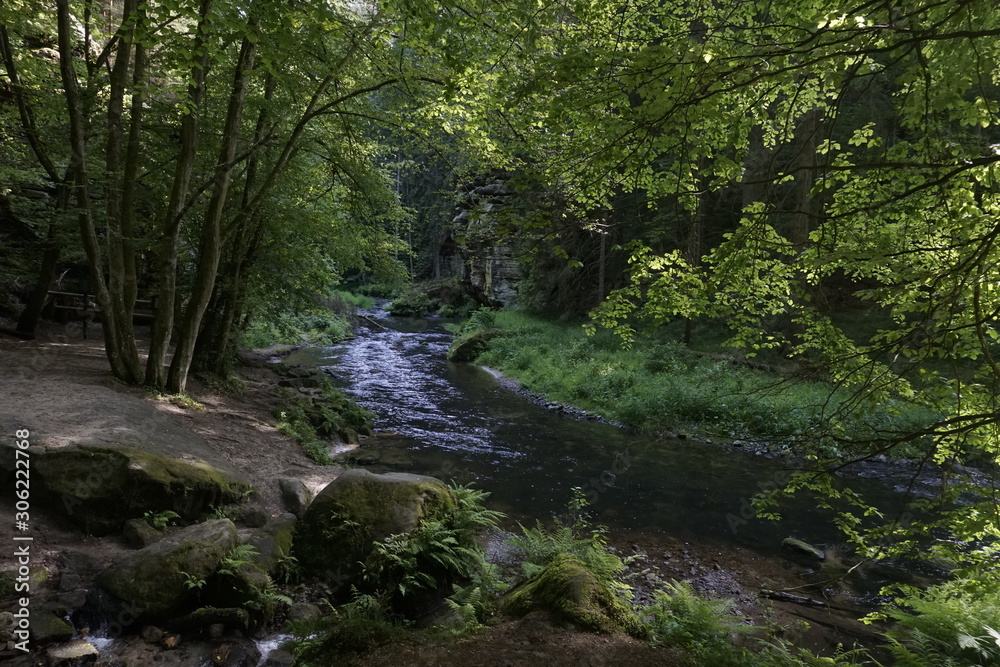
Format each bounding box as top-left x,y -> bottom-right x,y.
6,1 -> 1000,661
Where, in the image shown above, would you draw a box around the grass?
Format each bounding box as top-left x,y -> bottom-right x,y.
464,310 -> 938,456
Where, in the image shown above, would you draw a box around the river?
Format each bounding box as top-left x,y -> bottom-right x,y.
282,308 -> 932,611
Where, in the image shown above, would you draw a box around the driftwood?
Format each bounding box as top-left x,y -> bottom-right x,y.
760,589 -> 828,607
359,314 -> 385,330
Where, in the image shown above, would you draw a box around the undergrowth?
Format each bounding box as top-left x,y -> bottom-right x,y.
274,380 -> 374,464
462,310 -> 937,457
287,487 -> 880,666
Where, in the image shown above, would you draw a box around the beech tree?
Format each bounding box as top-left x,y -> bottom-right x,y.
481,0 -> 1000,566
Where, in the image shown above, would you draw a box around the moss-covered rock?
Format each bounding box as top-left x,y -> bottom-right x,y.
7,444 -> 253,534
248,513 -> 297,577
447,330 -> 497,362
29,612 -> 74,645
98,519 -> 239,620
293,469 -> 455,585
501,555 -> 644,636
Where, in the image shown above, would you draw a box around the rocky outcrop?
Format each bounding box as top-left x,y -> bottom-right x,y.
445,175 -> 521,307
501,555 -> 643,636
98,519 -> 239,620
292,469 -> 454,586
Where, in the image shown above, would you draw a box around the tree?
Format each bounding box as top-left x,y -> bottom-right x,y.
484,0 -> 1000,567
1,0 -> 489,392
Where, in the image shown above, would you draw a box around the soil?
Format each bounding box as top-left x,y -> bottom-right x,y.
0,319 -> 889,666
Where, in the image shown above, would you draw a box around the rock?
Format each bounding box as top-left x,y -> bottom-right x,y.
170,607 -> 250,635
98,519 -> 239,619
278,477 -> 313,517
247,513 -> 297,577
287,602 -> 322,622
123,518 -> 163,549
261,647 -> 296,667
1,444 -> 252,534
141,625 -> 164,643
293,469 -> 455,584
501,555 -> 644,636
447,330 -> 498,363
46,639 -> 99,664
782,537 -> 826,560
30,612 -> 74,645
0,611 -> 14,643
233,506 -> 269,528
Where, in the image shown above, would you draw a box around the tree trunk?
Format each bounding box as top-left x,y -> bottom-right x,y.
145,0 -> 214,388
102,0 -> 142,382
191,75 -> 275,375
56,0 -> 140,382
167,35 -> 257,393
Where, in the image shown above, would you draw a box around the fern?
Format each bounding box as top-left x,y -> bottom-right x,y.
217,544 -> 260,577
506,487 -> 628,594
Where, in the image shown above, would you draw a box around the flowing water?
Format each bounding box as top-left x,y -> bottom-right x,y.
283,309 -> 928,603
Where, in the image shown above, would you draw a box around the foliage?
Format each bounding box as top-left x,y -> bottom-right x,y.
643,580 -> 756,662
643,581 -> 872,666
289,589 -> 402,662
506,487 -> 628,593
475,310 -> 935,455
361,483 -> 503,605
388,289 -> 434,317
241,308 -> 353,349
142,510 -> 180,531
388,278 -> 475,317
880,572 -> 1000,667
274,380 -> 374,464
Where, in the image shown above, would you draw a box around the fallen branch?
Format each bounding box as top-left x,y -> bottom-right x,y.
760,589 -> 828,607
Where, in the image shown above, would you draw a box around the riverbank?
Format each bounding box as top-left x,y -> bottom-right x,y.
0,318 -> 887,665
456,309 -> 939,460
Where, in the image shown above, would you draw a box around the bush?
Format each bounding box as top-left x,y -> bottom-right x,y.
242,308 -> 352,348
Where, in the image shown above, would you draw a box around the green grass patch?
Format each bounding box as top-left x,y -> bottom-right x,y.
274,381 -> 375,464
463,310 -> 937,456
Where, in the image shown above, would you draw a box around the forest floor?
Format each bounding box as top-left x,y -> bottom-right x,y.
0,318 -> 886,666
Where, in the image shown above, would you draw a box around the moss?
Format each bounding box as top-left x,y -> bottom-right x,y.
0,571 -> 16,598
502,554 -> 645,637
33,445 -> 254,534
447,330 -> 497,362
293,470 -> 455,582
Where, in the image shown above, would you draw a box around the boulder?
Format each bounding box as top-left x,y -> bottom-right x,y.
247,513 -> 297,577
0,443 -> 253,534
98,519 -> 239,619
447,330 -> 497,363
277,477 -> 313,517
30,611 -> 74,645
293,469 -> 454,584
501,555 -> 643,636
